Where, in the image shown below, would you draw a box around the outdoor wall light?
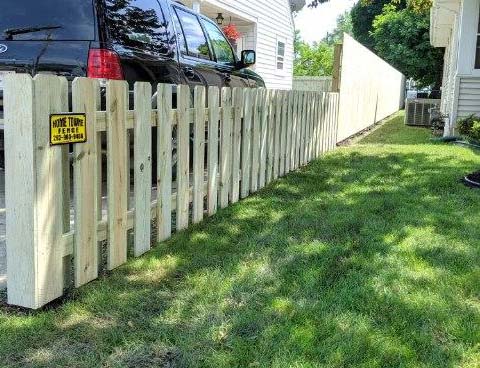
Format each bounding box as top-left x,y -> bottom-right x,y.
216,13 -> 224,25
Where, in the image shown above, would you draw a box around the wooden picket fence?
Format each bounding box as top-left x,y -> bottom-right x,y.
3,74 -> 339,309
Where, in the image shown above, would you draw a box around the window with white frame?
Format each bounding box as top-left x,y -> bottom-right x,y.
276,38 -> 286,71
476,6 -> 480,69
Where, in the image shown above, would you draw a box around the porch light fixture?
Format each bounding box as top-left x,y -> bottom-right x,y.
216,13 -> 224,25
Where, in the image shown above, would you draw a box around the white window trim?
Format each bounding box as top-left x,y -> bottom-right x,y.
275,35 -> 287,76
473,0 -> 480,74
459,0 -> 480,76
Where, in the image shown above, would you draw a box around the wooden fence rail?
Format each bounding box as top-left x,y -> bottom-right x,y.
3,74 -> 339,309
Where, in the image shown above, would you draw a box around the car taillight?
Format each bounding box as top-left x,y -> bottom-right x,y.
87,49 -> 124,80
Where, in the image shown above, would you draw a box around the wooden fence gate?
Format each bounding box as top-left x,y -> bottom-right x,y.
3,74 -> 339,309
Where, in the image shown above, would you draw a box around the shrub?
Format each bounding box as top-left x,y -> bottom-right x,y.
470,121 -> 480,141
457,115 -> 476,136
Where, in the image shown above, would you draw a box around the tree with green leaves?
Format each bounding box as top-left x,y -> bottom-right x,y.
371,3 -> 443,87
305,0 -> 442,87
294,11 -> 352,76
324,11 -> 353,46
294,39 -> 334,76
351,0 -> 400,49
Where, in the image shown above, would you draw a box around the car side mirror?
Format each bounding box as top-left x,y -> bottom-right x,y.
240,50 -> 256,67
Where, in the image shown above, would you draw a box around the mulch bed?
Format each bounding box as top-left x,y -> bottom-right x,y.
464,171 -> 480,188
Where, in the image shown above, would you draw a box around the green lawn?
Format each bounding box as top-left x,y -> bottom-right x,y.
1,112 -> 480,368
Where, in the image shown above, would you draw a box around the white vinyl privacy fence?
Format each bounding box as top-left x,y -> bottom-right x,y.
337,34 -> 405,142
3,74 -> 339,309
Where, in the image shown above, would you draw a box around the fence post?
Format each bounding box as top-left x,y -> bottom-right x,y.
332,43 -> 343,93
5,74 -> 67,309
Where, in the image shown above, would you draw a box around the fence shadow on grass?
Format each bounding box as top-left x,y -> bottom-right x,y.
1,139 -> 480,367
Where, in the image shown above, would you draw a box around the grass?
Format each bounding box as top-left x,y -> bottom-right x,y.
1,112 -> 480,368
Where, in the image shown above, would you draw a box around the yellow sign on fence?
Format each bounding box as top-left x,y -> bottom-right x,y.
50,113 -> 87,145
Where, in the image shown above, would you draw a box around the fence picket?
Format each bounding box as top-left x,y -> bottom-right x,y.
333,94 -> 339,148
303,91 -> 310,165
297,92 -> 304,168
317,94 -> 323,157
321,93 -> 327,154
285,91 -> 293,173
317,93 -> 322,157
305,92 -> 311,164
107,80 -> 129,270
297,91 -> 303,167
133,82 -> 152,256
333,93 -> 339,145
266,90 -> 276,184
291,91 -> 299,170
315,93 -> 320,157
220,87 -> 232,208
207,87 -> 220,215
176,85 -> 190,230
296,92 -> 303,167
231,87 -> 243,203
308,92 -> 315,161
259,89 -> 269,189
311,92 -> 316,158
59,78 -> 71,239
193,86 -> 206,224
273,91 -> 282,179
157,84 -> 173,241
330,94 -> 336,151
72,78 -> 100,287
251,89 -> 261,192
241,89 -> 253,198
327,94 -> 334,152
307,91 -> 312,162
279,91 -> 288,176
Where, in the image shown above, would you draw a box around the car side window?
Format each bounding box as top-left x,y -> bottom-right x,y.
201,20 -> 235,65
171,9 -> 187,55
174,8 -> 211,61
105,0 -> 169,54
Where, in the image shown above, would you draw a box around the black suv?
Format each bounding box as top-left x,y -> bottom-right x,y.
0,0 -> 265,118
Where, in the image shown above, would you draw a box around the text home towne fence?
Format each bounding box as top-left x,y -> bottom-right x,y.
3,74 -> 340,309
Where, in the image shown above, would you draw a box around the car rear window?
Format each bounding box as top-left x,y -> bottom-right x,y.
105,0 -> 169,54
0,0 -> 95,41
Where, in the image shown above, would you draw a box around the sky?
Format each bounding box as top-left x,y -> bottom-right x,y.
294,0 -> 357,44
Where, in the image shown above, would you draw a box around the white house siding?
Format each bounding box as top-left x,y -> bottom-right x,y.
457,77 -> 480,117
440,14 -> 461,128
202,0 -> 296,90
429,0 -> 480,133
